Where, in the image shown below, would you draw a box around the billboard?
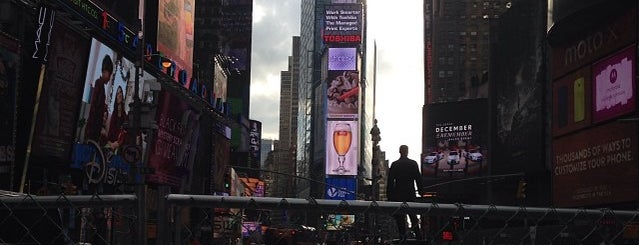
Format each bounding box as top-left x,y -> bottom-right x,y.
73,38 -> 156,190
323,4 -> 363,44
591,45 -> 636,123
553,121 -> 638,207
249,120 -> 261,167
552,66 -> 592,137
0,33 -> 19,178
325,214 -> 355,230
328,48 -> 357,71
147,90 -> 201,187
216,1 -> 253,71
326,120 -> 359,175
327,70 -> 359,116
325,176 -> 356,200
423,99 -> 488,178
157,0 -> 195,87
32,22 -> 90,162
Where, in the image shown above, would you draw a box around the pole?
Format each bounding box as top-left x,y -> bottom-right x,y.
19,64 -> 46,193
130,15 -> 147,245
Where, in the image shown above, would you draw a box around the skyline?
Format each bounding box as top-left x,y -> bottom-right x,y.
249,0 -> 424,162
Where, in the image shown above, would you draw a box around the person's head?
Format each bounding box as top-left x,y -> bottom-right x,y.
399,145 -> 408,157
101,55 -> 114,80
115,86 -> 124,103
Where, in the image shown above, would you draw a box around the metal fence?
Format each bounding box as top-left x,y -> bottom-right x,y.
3,192 -> 639,244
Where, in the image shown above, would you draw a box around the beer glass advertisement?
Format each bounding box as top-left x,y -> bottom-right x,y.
147,90 -> 201,188
592,45 -> 636,123
423,99 -> 488,178
0,33 -> 19,178
157,0 -> 195,87
326,120 -> 358,176
553,121 -> 638,207
327,70 -> 359,116
32,22 -> 90,162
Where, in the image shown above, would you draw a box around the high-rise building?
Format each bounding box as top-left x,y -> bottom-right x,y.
270,37 -> 301,198
299,0 -> 374,199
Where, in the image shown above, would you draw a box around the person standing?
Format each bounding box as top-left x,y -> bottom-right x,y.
85,54 -> 113,145
387,145 -> 424,240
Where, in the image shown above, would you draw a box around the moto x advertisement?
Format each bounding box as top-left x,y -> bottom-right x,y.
423,99 -> 488,178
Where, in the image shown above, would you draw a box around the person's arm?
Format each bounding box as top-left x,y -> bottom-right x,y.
386,167 -> 395,200
413,160 -> 425,196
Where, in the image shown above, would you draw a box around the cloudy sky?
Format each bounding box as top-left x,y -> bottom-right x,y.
250,0 -> 424,162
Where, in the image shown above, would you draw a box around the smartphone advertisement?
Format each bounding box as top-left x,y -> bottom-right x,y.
592,45 -> 636,123
552,67 -> 592,137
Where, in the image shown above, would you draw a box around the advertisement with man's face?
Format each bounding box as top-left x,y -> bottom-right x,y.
32,22 -> 90,162
592,45 -> 636,123
326,120 -> 358,176
147,90 -> 201,188
423,99 -> 488,179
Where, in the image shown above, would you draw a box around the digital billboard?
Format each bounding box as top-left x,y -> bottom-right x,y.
217,1 -> 252,71
553,121 -> 638,207
32,22 -> 90,162
423,99 -> 488,179
591,45 -> 636,123
157,0 -> 195,88
326,120 -> 359,176
328,48 -> 357,71
147,90 -> 201,187
327,70 -> 359,116
249,120 -> 261,167
325,214 -> 355,230
0,33 -> 19,178
552,66 -> 592,137
323,4 -> 362,44
72,38 -> 156,190
325,176 -> 356,200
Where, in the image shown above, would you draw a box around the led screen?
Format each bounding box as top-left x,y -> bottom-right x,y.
328,48 -> 357,71
592,45 -> 636,123
326,120 -> 359,176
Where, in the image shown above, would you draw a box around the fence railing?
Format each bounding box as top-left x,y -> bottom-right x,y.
3,192 -> 639,244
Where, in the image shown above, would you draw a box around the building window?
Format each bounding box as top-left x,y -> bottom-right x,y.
439,71 -> 446,78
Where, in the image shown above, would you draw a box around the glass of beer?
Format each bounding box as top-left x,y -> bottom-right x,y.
332,123 -> 352,174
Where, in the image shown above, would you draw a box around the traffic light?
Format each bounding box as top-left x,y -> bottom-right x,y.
516,180 -> 527,199
224,173 -> 231,193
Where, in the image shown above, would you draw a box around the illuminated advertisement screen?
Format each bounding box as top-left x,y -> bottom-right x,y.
553,121 -> 638,207
325,176 -> 356,200
147,90 -> 201,187
592,45 -> 636,123
157,0 -> 195,87
423,99 -> 488,179
326,120 -> 359,176
217,1 -> 252,71
328,48 -> 357,71
73,38 -> 156,190
325,214 -> 355,231
552,66 -> 592,137
32,22 -> 89,162
0,33 -> 19,176
323,4 -> 362,44
249,120 -> 261,165
327,70 -> 359,116
242,221 -> 260,237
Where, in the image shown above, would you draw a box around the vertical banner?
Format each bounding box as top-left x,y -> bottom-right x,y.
147,90 -> 201,188
32,22 -> 90,161
326,120 -> 358,175
249,120 -> 261,169
0,33 -> 19,187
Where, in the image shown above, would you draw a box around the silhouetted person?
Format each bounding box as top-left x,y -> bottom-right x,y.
387,145 -> 424,240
